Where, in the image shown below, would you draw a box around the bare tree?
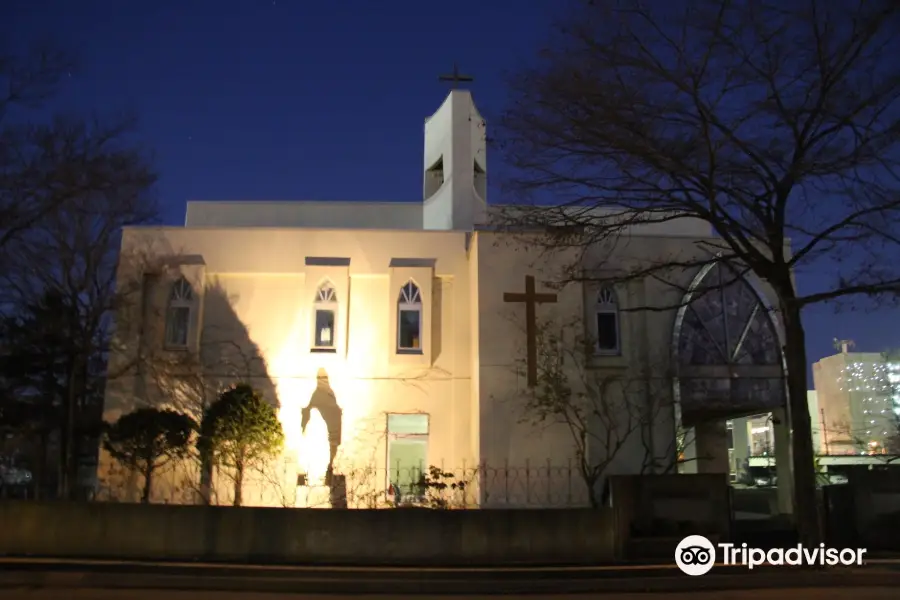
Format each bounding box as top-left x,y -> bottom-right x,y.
6,169 -> 156,498
497,0 -> 900,544
0,43 -> 158,499
0,44 -> 74,253
0,46 -> 152,265
512,316 -> 702,507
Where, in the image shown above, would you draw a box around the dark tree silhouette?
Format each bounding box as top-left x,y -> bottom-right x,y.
0,290 -> 106,497
0,44 -> 157,498
497,0 -> 900,545
103,407 -> 197,503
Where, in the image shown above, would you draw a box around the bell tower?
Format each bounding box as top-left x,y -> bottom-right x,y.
422,66 -> 488,230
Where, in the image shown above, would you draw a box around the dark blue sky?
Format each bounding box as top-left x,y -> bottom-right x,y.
5,1 -> 896,367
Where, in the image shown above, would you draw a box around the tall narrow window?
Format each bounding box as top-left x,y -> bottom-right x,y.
595,286 -> 620,354
165,277 -> 193,347
386,413 -> 429,504
312,281 -> 337,352
397,281 -> 422,353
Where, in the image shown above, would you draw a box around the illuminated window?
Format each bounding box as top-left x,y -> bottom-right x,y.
164,277 -> 193,347
397,281 -> 422,354
750,421 -> 772,456
595,286 -> 620,354
386,413 -> 428,503
312,281 -> 337,352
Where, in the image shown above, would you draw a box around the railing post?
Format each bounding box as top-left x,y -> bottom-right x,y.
480,460 -> 487,507
504,459 -> 510,504
547,458 -> 552,505
461,458 -> 467,507
526,458 -> 531,505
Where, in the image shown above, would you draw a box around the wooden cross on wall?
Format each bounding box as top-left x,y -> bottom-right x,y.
504,275 -> 558,387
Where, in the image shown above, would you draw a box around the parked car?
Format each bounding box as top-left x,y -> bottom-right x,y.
0,465 -> 32,485
754,474 -> 777,487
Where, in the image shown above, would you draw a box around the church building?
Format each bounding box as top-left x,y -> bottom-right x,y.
99,86 -> 794,511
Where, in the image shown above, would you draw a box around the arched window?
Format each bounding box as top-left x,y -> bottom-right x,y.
312,281 -> 337,351
165,277 -> 193,347
397,281 -> 422,353
595,286 -> 620,354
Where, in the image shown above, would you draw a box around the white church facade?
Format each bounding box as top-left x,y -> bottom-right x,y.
99,89 -> 794,510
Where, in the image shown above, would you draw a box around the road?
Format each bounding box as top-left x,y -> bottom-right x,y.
1,589 -> 899,599
1,559 -> 900,597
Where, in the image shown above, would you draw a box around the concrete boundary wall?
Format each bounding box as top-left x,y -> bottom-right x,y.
610,475 -> 731,537
0,502 -> 616,565
824,471 -> 900,551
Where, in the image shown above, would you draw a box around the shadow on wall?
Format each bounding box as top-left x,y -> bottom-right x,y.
200,281 -> 280,411
139,278 -> 280,425
185,281 -> 282,505
300,368 -> 345,507
100,268 -> 281,505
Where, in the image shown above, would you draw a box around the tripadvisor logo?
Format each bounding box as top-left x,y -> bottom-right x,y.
675,535 -> 867,576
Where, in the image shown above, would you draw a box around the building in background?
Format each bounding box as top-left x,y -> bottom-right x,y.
814,348 -> 899,455
728,347 -> 900,485
728,392 -> 819,485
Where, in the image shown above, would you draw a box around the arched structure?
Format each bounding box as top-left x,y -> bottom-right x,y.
672,261 -> 786,427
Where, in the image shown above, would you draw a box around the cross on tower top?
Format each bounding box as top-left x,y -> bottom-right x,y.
438,63 -> 473,89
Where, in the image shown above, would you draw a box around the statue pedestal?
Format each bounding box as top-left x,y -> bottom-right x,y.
295,484 -> 331,508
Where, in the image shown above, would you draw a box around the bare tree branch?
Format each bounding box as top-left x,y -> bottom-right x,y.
506,314 -> 708,507
496,0 -> 900,544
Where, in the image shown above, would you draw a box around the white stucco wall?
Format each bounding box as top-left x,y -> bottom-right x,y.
185,200 -> 423,229
473,231 -> 677,507
422,90 -> 488,230
100,226 -> 476,507
471,227 -> 789,507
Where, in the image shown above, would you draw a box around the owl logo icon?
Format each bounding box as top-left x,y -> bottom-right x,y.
675,535 -> 716,576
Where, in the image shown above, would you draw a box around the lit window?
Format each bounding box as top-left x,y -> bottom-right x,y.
595,286 -> 620,354
165,277 -> 193,347
312,282 -> 337,352
386,413 -> 428,503
397,281 -> 422,354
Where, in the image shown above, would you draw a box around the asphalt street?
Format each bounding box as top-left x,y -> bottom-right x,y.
1,588 -> 899,599
1,559 -> 900,596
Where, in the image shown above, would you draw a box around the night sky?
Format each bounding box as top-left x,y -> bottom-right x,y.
5,0 -> 897,368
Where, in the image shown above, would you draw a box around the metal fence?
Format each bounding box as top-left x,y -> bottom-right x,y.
2,461 -> 593,509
